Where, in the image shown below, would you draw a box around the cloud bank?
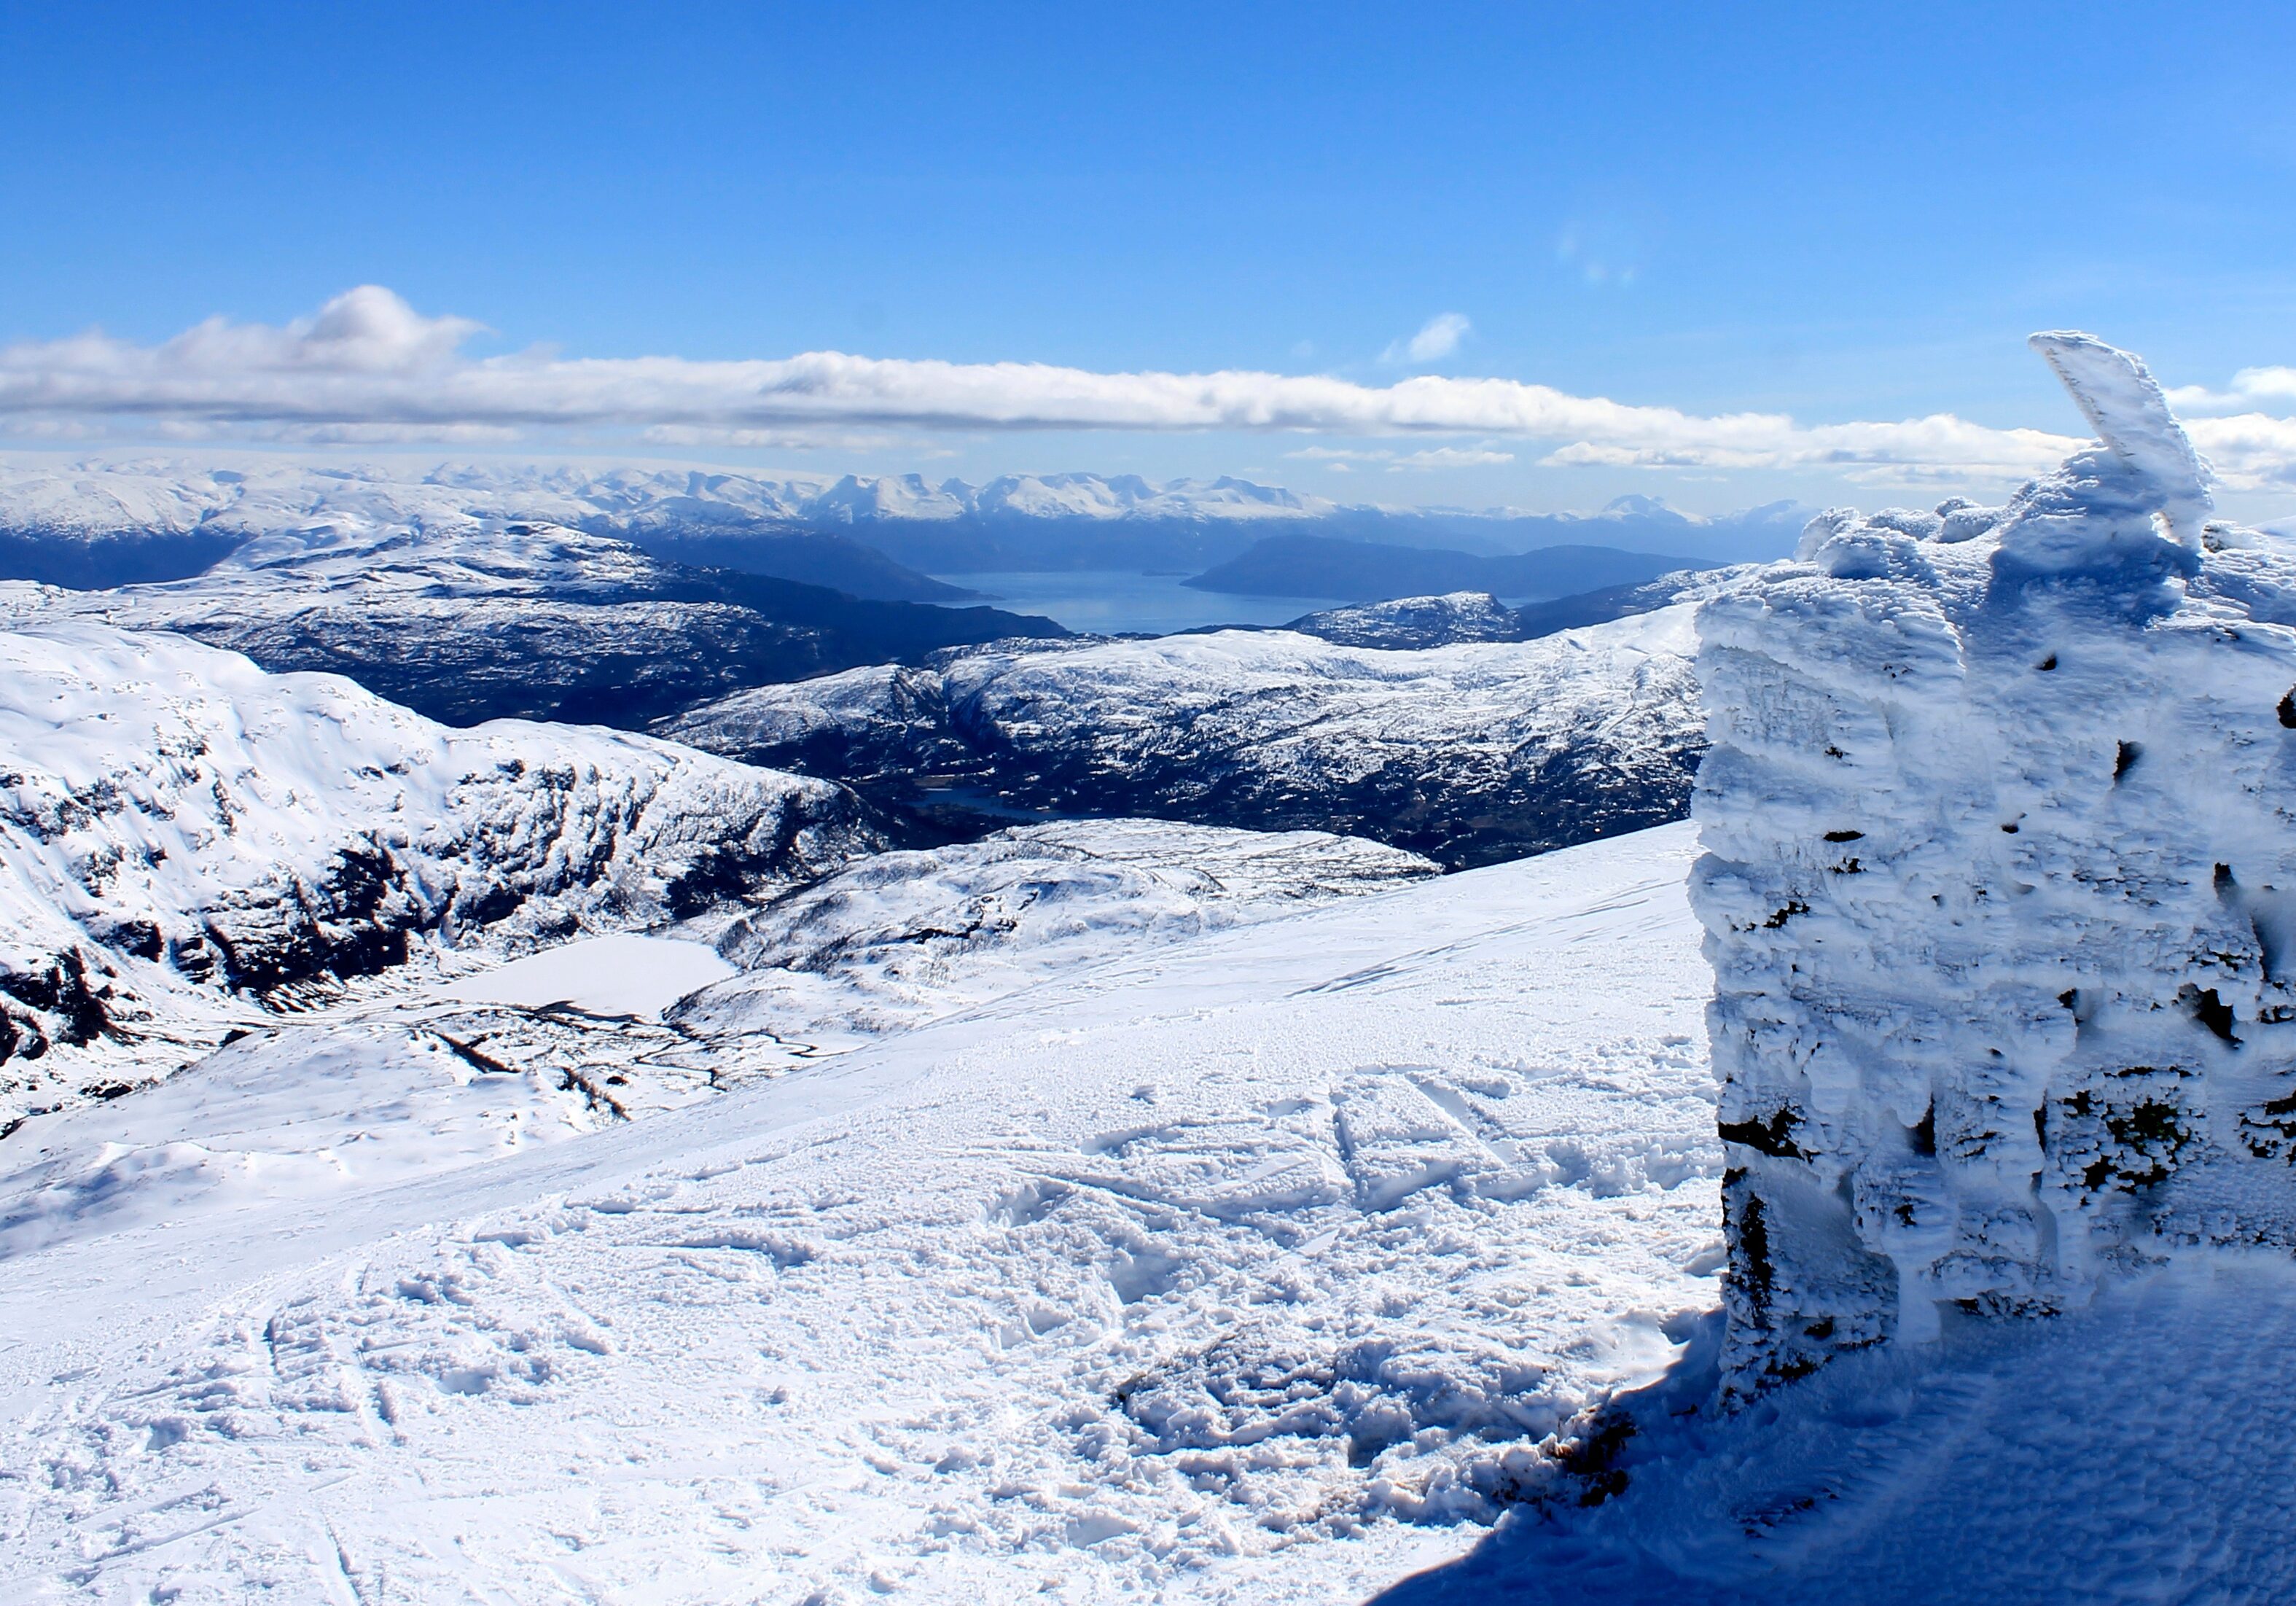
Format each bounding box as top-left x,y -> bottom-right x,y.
6,286 -> 2292,488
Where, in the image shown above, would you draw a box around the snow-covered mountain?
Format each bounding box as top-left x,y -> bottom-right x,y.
798,469 -> 1344,526
0,518 -> 1066,728
0,621 -> 880,1125
664,607 -> 1706,867
0,459 -> 1808,586
0,508 -> 1712,865
0,461 -> 1340,544
1276,574 -> 1766,651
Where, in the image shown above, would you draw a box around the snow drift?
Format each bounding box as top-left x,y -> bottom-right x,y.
1692,332 -> 2296,1395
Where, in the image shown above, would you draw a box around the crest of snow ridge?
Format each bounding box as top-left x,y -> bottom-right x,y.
1692,332 -> 2296,1398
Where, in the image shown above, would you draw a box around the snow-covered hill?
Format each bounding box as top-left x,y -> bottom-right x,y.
1281,590 -> 1531,649
685,819 -> 1437,1049
665,607 -> 1706,867
0,621 -> 880,1125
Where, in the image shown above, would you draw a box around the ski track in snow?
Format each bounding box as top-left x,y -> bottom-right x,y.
0,824 -> 1722,1604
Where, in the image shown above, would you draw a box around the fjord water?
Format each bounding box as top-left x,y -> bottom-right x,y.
940,568 -> 1338,635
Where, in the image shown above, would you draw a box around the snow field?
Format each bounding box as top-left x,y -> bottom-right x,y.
434,932 -> 736,1021
0,825 -> 1722,1603
689,820 -> 1438,1050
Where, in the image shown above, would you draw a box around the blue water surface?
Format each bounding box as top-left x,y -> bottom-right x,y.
942,570 -> 1338,637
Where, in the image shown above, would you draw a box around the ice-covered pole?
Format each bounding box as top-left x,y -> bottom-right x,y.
1692,333 -> 2296,1399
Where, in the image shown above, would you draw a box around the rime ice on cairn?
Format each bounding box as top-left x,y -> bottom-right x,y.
1692,332 -> 2296,1396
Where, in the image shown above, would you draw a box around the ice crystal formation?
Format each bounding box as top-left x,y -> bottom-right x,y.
1693,332 -> 2296,1394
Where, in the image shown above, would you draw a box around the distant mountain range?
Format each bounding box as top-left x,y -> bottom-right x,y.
0,461 -> 1813,599
0,461 -> 980,601
0,518 -> 1068,728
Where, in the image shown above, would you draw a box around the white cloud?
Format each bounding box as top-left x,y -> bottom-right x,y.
2168,366 -> 2296,413
2189,413 -> 2296,490
144,417 -> 523,445
1389,446 -> 1514,471
2155,365 -> 2296,489
9,286 -> 2292,487
1383,312 -> 1470,365
640,423 -> 900,451
1283,445 -> 1380,461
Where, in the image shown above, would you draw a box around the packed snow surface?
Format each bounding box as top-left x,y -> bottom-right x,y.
1386,1252 -> 2296,1604
0,1027 -> 598,1261
0,825 -> 1724,1602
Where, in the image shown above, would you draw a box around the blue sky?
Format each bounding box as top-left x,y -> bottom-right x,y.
3,1 -> 2292,515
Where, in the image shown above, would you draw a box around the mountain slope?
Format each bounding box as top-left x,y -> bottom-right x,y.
1278,591 -> 1533,649
664,607 -> 1706,868
0,620 -> 881,1123
683,819 -> 1438,1050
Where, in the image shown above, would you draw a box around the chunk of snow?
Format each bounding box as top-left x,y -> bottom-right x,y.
1695,333 -> 2296,1396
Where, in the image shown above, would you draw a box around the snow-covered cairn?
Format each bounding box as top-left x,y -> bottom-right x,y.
1693,332 -> 2296,1396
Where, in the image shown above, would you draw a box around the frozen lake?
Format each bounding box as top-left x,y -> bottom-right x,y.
941,569 -> 1339,636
